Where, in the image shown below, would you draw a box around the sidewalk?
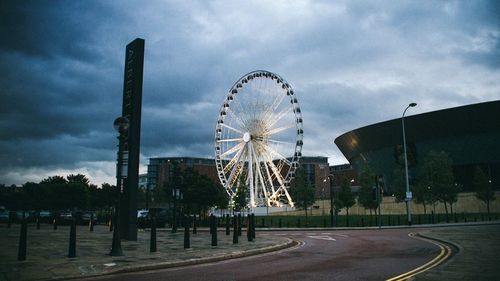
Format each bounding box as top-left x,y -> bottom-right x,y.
0,224 -> 292,281
415,223 -> 500,281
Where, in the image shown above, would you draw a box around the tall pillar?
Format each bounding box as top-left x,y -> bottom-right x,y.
120,38 -> 145,241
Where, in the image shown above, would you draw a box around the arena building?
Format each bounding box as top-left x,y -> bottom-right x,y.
334,100 -> 500,194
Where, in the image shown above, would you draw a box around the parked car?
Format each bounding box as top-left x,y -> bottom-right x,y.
59,212 -> 74,224
38,211 -> 53,223
137,208 -> 170,228
0,210 -> 9,223
81,212 -> 98,225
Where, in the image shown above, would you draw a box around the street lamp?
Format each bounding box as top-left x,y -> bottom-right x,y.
172,188 -> 183,233
402,102 -> 417,226
110,116 -> 129,256
324,175 -> 335,227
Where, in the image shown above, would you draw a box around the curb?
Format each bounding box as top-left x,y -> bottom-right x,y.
256,220 -> 500,231
68,238 -> 297,280
415,231 -> 463,268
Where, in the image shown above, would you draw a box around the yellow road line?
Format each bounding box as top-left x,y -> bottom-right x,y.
386,233 -> 452,281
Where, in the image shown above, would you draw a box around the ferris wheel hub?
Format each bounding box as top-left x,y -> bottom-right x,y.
243,132 -> 251,143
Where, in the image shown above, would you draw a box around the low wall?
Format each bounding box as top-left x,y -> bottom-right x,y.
271,192 -> 500,216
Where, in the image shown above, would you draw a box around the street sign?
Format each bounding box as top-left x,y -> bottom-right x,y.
406,191 -> 412,200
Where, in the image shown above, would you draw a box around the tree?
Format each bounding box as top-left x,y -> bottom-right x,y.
181,168 -> 228,214
337,178 -> 356,224
233,177 -> 248,212
358,164 -> 378,218
474,166 -> 495,214
419,151 -> 457,218
412,181 -> 435,215
40,175 -> 67,185
391,166 -> 406,202
67,174 -> 90,186
290,168 -> 315,223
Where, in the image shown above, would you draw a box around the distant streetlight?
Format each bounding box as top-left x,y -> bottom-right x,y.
402,102 -> 417,226
110,116 -> 129,256
324,175 -> 335,227
171,188 -> 183,233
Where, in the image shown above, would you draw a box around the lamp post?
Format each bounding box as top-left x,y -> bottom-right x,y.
172,188 -> 182,233
402,102 -> 417,226
110,116 -> 129,256
324,175 -> 335,227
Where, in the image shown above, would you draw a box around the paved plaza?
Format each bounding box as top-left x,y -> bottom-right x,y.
0,223 -> 291,281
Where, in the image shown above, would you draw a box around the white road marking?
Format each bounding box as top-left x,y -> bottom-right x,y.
307,235 -> 336,241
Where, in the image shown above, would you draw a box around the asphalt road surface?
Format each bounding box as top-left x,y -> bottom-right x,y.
83,228 -> 440,281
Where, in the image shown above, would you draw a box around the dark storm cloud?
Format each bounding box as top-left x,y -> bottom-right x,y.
1,0 -> 499,185
0,1 -> 116,62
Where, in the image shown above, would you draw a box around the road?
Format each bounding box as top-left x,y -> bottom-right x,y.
83,228 -> 441,281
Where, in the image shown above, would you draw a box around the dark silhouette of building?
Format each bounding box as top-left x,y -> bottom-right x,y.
334,100 -> 500,193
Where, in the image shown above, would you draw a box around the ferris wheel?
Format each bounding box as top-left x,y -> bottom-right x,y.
214,70 -> 303,208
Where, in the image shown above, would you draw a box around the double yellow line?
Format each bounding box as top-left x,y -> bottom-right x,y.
387,233 -> 453,281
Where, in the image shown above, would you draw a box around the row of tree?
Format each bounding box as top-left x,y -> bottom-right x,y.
0,167 -> 230,216
0,174 -> 116,212
391,150 -> 496,215
288,150 -> 496,222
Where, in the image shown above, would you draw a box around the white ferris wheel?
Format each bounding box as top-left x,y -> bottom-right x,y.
214,70 -> 303,208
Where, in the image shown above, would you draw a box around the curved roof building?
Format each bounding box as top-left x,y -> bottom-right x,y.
334,100 -> 500,192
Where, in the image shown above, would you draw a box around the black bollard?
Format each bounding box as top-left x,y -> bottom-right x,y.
184,216 -> 190,249
211,215 -> 217,247
8,212 -> 12,228
261,218 -> 265,228
150,217 -> 157,252
247,214 -> 252,242
233,215 -> 238,244
89,213 -> 94,232
237,214 -> 242,236
251,214 -> 256,240
68,219 -> 76,258
17,219 -> 27,261
109,218 -> 113,232
193,215 -> 197,234
225,214 -> 230,236
53,218 -> 58,230
36,217 -> 40,230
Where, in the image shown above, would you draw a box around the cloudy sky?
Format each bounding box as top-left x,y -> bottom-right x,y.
1,0 -> 499,186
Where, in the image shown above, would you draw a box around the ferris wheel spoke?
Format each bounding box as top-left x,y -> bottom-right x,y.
225,107 -> 247,129
266,124 -> 295,136
218,137 -> 243,143
260,143 -> 292,166
221,123 -> 244,135
262,91 -> 286,121
267,138 -> 294,146
223,144 -> 246,174
250,142 -> 269,203
220,142 -> 245,158
268,104 -> 294,128
262,158 -> 277,195
266,158 -> 286,187
226,145 -> 247,187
